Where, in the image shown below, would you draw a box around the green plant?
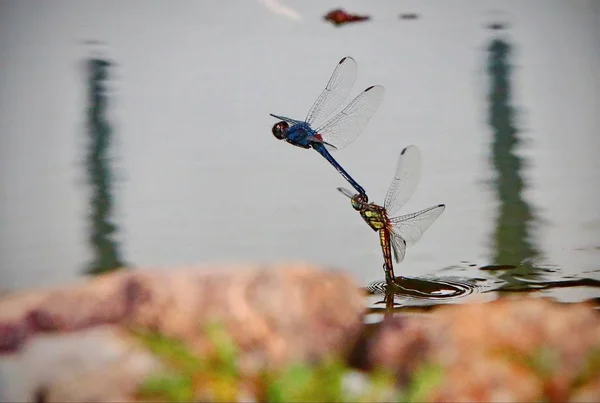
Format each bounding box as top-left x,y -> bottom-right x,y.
398,363 -> 443,403
135,323 -> 446,402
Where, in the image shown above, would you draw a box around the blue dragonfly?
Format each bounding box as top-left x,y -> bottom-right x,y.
270,56 -> 384,195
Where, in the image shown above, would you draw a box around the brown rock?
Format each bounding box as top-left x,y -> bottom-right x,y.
121,264 -> 365,369
27,271 -> 134,332
0,263 -> 366,401
365,297 -> 600,402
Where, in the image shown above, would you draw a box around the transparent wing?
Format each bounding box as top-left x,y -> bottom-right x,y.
337,187 -> 357,199
389,204 -> 445,247
384,145 -> 421,217
390,232 -> 407,264
315,85 -> 384,151
269,114 -> 305,126
305,57 -> 357,128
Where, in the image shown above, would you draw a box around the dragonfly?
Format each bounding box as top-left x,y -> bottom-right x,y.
270,56 -> 384,195
338,145 -> 445,283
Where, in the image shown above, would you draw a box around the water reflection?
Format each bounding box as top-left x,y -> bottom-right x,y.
83,56 -> 127,275
364,36 -> 600,316
364,37 -> 540,315
365,264 -> 600,316
366,276 -> 481,300
486,38 -> 542,287
365,269 -> 486,318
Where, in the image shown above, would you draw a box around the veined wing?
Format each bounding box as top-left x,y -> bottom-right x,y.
390,232 -> 407,264
269,114 -> 305,126
315,85 -> 384,151
389,204 -> 445,250
305,56 -> 357,128
384,145 -> 421,217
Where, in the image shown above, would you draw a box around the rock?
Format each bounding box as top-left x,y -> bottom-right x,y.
364,297 -> 600,402
0,325 -> 161,402
119,264 -> 365,370
5,265 -> 598,402
0,264 -> 365,401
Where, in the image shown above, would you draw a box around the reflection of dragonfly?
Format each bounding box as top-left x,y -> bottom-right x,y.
338,145 -> 445,282
270,56 -> 384,195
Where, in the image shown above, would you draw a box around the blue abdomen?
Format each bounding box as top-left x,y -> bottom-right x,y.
312,143 -> 367,195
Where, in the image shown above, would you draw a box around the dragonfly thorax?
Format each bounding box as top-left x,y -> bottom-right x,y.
359,204 -> 388,232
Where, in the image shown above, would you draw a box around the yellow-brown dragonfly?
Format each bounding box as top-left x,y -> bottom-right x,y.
338,145 -> 445,283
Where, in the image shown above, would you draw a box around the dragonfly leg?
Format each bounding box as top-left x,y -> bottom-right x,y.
384,289 -> 395,319
383,263 -> 395,284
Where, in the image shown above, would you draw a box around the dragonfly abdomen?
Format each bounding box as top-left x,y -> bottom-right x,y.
378,229 -> 395,280
313,144 -> 367,195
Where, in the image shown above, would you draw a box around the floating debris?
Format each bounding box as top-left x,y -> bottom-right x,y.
399,13 -> 419,20
487,22 -> 507,30
479,264 -> 517,271
484,8 -> 511,31
323,8 -> 370,27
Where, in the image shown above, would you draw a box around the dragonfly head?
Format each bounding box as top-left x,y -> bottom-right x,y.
351,193 -> 368,210
271,121 -> 289,140
338,187 -> 368,210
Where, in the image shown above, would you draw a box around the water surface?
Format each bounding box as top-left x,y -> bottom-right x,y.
0,1 -> 598,307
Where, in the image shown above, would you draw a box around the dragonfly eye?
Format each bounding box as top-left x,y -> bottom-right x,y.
272,121 -> 289,140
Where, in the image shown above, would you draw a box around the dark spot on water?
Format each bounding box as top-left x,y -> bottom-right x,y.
479,264 -> 517,271
469,264 -> 478,267
365,85 -> 375,91
399,13 -> 419,20
488,22 -> 507,30
497,277 -> 600,293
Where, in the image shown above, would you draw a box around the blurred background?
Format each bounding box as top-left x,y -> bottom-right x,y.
0,0 -> 598,304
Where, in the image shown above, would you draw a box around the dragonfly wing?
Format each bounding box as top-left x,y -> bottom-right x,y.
315,85 -> 384,151
337,187 -> 357,199
269,114 -> 305,126
389,204 -> 445,247
390,231 -> 407,264
305,57 -> 357,128
383,145 -> 421,217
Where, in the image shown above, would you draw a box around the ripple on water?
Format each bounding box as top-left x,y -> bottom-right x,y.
366,275 -> 485,302
364,262 -> 600,313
